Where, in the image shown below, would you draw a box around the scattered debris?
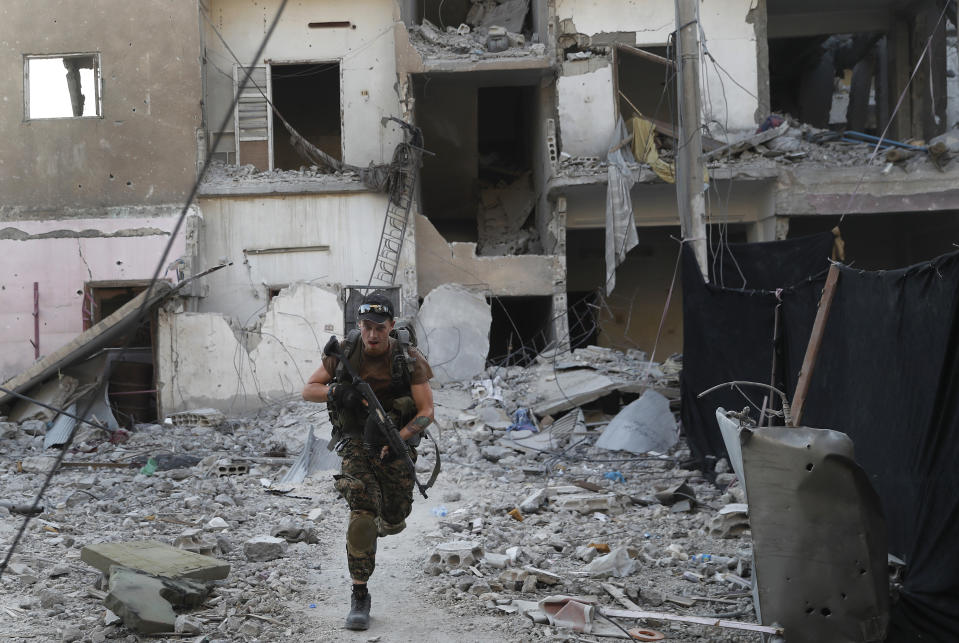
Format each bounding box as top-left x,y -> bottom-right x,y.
595,389 -> 678,455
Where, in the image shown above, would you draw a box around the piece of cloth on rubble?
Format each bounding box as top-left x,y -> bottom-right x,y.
604,117 -> 640,296
629,116 -> 676,184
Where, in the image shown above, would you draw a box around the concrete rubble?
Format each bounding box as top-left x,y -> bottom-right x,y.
595,389 -> 678,455
416,284 -> 493,384
0,342 -> 768,642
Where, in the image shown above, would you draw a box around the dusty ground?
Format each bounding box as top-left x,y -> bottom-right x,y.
0,367 -> 761,643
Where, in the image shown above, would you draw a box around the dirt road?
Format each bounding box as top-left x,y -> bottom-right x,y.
291,474 -> 511,642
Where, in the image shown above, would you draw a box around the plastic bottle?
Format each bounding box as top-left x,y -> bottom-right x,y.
431,505 -> 448,517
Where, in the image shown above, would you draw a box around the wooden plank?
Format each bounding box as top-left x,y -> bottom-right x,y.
791,263 -> 840,426
600,607 -> 783,635
602,583 -> 642,611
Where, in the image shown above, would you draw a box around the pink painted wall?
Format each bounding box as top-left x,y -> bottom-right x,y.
0,215 -> 187,382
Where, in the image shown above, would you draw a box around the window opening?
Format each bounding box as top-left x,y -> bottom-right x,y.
25,54 -> 101,120
81,283 -> 158,426
271,62 -> 341,170
487,296 -> 552,366
415,78 -> 537,251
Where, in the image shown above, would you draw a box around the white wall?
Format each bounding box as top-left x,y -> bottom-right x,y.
196,193 -> 415,325
557,62 -> 617,157
0,211 -> 189,382
554,0 -> 760,145
158,283 -> 342,413
205,0 -> 403,166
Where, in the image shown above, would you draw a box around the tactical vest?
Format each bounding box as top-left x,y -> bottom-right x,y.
327,328 -> 417,439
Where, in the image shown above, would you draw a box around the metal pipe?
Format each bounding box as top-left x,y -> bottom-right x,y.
32,282 -> 40,360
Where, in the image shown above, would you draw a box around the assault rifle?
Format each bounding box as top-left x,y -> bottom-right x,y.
324,335 -> 432,498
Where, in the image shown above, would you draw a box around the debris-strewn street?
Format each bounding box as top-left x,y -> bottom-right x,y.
0,351 -> 767,642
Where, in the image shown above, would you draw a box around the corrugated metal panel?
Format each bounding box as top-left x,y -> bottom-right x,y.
44,403 -> 77,449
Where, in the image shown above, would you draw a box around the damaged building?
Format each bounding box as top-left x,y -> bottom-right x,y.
3,0 -> 959,415
2,0 -> 959,641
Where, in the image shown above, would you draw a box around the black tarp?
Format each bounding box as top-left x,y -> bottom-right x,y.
681,235 -> 959,641
680,232 -> 834,462
787,253 -> 959,642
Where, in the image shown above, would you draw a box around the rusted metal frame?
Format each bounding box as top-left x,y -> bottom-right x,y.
791,263 -> 841,426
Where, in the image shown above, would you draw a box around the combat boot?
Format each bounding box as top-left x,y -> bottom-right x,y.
345,585 -> 371,630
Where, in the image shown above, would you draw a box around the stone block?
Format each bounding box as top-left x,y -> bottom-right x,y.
519,488 -> 548,513
498,568 -> 530,590
484,553 -> 509,569
549,492 -> 625,515
104,566 -> 211,634
81,540 -> 230,581
428,540 -> 484,571
243,535 -> 288,562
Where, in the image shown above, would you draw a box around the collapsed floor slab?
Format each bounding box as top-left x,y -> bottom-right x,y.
81,540 -> 230,581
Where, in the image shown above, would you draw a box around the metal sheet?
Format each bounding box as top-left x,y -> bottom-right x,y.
740,425 -> 888,642
44,403 -> 78,449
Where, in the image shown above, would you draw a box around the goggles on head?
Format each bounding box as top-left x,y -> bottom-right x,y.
358,303 -> 391,316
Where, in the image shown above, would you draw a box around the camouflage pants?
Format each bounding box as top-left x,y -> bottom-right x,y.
333,438 -> 417,582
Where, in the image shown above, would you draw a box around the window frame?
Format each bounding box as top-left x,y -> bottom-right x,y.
23,52 -> 103,121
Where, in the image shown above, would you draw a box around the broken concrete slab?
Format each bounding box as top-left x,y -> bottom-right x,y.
709,504 -> 750,539
81,540 -> 230,581
549,492 -> 627,515
8,375 -> 78,423
519,488 -> 549,514
531,369 -> 619,417
595,390 -> 677,454
416,284 -> 491,384
104,565 -> 211,634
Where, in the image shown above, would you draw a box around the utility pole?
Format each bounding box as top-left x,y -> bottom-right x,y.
675,0 -> 709,281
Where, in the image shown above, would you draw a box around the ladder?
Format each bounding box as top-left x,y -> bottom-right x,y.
367,119 -> 424,287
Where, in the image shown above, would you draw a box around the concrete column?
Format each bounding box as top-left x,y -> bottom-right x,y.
746,216 -> 788,243
890,19 -> 912,140
550,197 -> 571,353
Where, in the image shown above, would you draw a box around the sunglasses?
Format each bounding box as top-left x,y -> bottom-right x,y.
358,303 -> 391,316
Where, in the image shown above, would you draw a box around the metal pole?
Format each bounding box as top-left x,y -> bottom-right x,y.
33,282 -> 40,359
675,0 -> 709,281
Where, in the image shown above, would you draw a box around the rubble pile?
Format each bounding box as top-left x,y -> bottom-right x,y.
0,346 -> 764,642
200,160 -> 363,188
556,121 -> 959,181
421,376 -> 758,641
409,18 -> 545,60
